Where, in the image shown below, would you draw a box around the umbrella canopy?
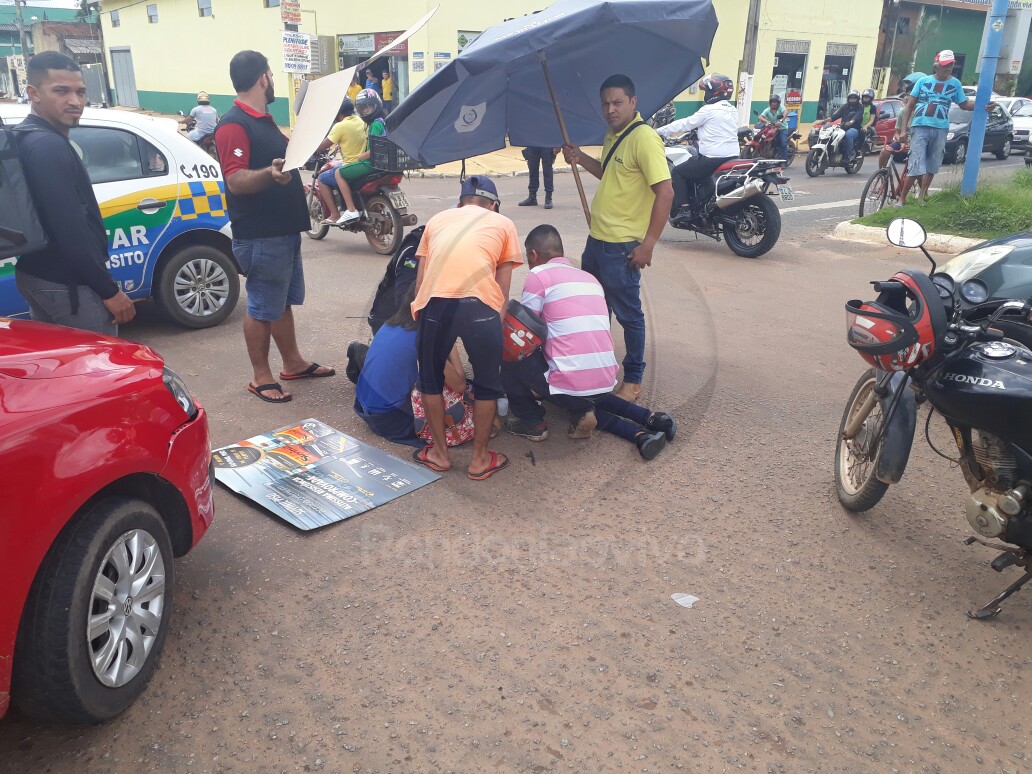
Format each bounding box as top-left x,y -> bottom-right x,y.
386,0 -> 718,166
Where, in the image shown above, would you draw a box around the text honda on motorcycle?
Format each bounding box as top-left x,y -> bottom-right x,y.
806,123 -> 871,177
664,133 -> 792,258
836,217 -> 1032,619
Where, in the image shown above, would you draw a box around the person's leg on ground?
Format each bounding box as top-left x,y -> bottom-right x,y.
500,354 -> 548,439
542,150 -> 554,208
593,409 -> 667,459
591,241 -> 646,395
595,393 -> 676,439
918,128 -> 945,201
456,298 -> 507,477
520,148 -> 540,206
235,238 -> 292,401
905,127 -> 930,201
416,298 -> 460,471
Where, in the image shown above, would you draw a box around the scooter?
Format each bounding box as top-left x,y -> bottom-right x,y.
303,151 -> 417,256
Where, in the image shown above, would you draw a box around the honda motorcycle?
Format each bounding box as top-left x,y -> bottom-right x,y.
664,135 -> 792,258
304,151 -> 417,255
836,217 -> 1032,619
740,112 -> 800,167
805,122 -> 869,177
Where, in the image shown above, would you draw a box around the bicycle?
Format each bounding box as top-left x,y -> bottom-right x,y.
859,143 -> 910,217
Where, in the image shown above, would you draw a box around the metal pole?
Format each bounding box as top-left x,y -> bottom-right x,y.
14,0 -> 30,59
887,0 -> 900,77
961,0 -> 1008,197
539,53 -> 592,227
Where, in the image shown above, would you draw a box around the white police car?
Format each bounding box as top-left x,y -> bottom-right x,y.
0,106 -> 238,328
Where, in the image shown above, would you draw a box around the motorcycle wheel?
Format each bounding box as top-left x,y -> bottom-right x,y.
845,152 -> 864,175
835,369 -> 890,512
785,139 -> 798,168
805,149 -> 823,177
720,194 -> 781,259
365,195 -> 403,255
305,187 -> 330,241
859,169 -> 890,217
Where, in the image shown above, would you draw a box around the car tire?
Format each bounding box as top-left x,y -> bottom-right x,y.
951,140 -> 967,166
156,245 -> 240,329
12,497 -> 174,724
996,137 -> 1012,160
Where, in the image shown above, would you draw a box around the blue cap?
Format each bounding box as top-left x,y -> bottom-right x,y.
460,175 -> 498,203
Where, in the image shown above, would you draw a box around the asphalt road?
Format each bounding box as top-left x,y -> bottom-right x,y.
1,172 -> 1030,773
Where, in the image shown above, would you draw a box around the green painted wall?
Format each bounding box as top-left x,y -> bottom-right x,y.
136,90 -> 290,126
674,100 -> 818,126
914,7 -> 984,83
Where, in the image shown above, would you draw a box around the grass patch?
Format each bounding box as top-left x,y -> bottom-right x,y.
855,169 -> 1032,240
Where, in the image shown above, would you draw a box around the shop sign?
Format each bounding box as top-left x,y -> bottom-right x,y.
412,51 -> 424,59
280,0 -> 301,25
433,51 -> 451,59
374,32 -> 408,55
785,90 -> 803,110
457,31 -> 481,52
413,60 -> 425,72
338,33 -> 375,55
283,31 -> 312,73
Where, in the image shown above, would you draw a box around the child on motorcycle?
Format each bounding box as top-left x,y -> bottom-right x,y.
757,94 -> 789,161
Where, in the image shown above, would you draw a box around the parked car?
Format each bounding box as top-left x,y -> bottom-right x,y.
996,96 -> 1032,116
0,318 -> 214,723
944,103 -> 1013,164
806,98 -> 902,153
1011,103 -> 1032,149
0,106 -> 239,329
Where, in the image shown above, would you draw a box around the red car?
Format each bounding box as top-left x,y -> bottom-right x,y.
0,318 -> 214,724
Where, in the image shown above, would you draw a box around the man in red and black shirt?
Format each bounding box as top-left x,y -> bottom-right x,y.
215,50 -> 335,403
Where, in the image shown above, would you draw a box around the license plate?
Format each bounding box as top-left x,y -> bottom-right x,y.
388,191 -> 409,209
777,184 -> 795,202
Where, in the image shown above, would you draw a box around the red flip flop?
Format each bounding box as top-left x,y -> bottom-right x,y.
279,362 -> 336,380
467,450 -> 509,481
412,446 -> 450,473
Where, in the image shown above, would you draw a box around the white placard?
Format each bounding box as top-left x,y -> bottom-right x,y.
283,31 -> 312,74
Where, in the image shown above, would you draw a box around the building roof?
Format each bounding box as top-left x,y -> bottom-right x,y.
64,37 -> 100,54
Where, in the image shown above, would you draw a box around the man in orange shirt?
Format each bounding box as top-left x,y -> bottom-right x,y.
410,176 -> 522,480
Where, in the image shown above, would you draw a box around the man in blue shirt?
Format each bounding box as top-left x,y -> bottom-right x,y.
899,50 -> 994,203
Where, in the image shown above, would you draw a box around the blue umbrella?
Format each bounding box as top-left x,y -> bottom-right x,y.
386,0 -> 718,223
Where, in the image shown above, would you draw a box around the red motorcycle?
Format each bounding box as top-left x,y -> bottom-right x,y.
740,117 -> 800,167
304,137 -> 419,255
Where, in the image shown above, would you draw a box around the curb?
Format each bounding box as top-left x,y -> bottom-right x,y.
832,221 -> 983,255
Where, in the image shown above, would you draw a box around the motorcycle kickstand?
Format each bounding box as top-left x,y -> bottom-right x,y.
967,568 -> 1032,620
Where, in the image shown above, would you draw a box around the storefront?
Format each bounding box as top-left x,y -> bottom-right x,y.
818,43 -> 858,119
337,31 -> 410,103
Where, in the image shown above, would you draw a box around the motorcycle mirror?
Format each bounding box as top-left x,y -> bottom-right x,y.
886,218 -> 927,250
177,110 -> 185,116
293,79 -> 309,116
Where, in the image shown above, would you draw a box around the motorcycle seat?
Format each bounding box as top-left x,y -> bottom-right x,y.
348,171 -> 390,191
713,159 -> 752,174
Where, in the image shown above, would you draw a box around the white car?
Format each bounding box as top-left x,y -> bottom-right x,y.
1011,103 -> 1032,149
0,106 -> 239,329
996,96 -> 1032,116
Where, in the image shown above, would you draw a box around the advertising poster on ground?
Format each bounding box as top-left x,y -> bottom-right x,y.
212,419 -> 439,531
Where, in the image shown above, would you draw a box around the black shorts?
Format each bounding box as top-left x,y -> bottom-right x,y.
417,297 -> 504,400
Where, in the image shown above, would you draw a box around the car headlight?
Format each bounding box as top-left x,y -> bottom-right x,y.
163,366 -> 198,419
946,132 -> 955,141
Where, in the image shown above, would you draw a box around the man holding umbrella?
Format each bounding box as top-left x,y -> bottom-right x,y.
562,74 -> 673,403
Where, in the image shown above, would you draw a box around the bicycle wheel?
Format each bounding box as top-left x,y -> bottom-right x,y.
859,169 -> 890,217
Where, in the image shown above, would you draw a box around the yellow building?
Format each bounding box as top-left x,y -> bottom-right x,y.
97,0 -> 883,128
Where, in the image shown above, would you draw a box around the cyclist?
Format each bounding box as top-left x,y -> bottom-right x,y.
878,73 -> 925,169
757,94 -> 789,161
656,73 -> 740,219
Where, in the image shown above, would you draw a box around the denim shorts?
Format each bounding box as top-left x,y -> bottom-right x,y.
908,126 -> 947,177
232,234 -> 305,322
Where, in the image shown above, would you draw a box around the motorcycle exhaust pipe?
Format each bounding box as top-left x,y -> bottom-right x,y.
715,179 -> 764,209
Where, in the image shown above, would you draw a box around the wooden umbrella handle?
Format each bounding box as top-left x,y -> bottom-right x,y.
539,54 -> 592,228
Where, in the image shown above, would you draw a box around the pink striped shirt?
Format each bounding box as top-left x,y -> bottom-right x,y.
521,257 -> 619,396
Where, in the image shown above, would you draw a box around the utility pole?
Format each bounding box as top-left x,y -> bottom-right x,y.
742,0 -> 761,74
13,0 -> 31,59
961,0 -> 1008,196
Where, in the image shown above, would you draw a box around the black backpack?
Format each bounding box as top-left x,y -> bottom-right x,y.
0,120 -> 49,261
367,224 -> 424,334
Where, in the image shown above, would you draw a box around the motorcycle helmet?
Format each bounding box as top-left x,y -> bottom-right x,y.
355,88 -> 384,124
846,90 -> 861,103
845,269 -> 948,371
769,94 -> 782,106
502,300 -> 547,362
701,73 -> 734,104
900,72 -> 927,96
861,89 -> 875,102
196,91 -> 210,104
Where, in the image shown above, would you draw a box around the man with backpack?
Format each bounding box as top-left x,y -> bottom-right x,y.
11,52 -> 135,335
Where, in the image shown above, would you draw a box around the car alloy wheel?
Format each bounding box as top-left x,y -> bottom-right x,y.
88,529 -> 167,688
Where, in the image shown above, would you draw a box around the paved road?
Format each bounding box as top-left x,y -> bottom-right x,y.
1,175 -> 1030,773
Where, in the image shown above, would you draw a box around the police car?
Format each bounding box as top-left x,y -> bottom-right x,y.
0,106 -> 238,328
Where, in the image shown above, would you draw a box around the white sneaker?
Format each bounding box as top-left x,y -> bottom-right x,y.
336,210 -> 360,225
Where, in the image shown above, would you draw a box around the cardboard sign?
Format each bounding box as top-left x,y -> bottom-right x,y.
283,31 -> 312,73
280,0 -> 301,25
212,419 -> 439,531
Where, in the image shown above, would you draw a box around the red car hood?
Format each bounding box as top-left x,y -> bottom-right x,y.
0,317 -> 163,379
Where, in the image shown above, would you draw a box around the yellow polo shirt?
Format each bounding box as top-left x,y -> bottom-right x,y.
382,75 -> 393,102
327,114 -> 367,163
347,82 -> 362,102
589,113 -> 671,243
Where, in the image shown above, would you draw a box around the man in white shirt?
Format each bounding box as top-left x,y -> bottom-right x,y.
656,73 -> 741,218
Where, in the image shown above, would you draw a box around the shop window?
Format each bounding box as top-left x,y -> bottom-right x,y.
146,4 -> 158,23
71,127 -> 168,185
770,52 -> 806,100
198,0 -> 212,17
819,54 -> 855,120
111,10 -> 120,27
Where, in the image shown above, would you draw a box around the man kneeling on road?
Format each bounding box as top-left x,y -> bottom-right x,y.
410,176 -> 522,481
502,225 -> 675,460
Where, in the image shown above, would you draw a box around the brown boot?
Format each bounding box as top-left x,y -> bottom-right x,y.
614,381 -> 641,402
567,409 -> 597,439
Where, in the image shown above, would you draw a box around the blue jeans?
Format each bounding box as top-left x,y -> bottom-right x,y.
773,128 -> 789,160
581,236 -> 645,384
841,127 -> 860,160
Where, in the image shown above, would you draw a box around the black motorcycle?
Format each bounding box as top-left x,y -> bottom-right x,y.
836,217 -> 1032,619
